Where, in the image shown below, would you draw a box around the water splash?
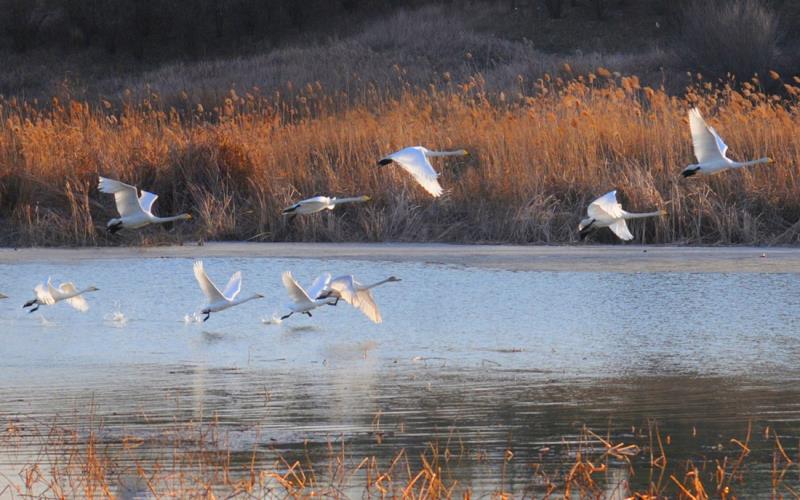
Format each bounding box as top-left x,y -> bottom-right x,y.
38,315 -> 56,327
183,313 -> 203,324
104,302 -> 128,326
261,313 -> 283,325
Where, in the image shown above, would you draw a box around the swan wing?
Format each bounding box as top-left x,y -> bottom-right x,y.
282,271 -> 312,304
609,220 -> 634,241
386,148 -> 443,197
138,190 -> 159,215
587,190 -> 625,221
689,108 -> 728,163
329,276 -> 382,323
193,261 -> 226,303
35,283 -> 55,304
329,275 -> 358,304
353,289 -> 382,323
307,272 -> 332,299
58,282 -> 89,311
98,177 -> 146,218
222,271 -> 242,301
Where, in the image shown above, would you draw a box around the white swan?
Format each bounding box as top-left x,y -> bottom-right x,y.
23,279 -> 99,313
280,271 -> 336,320
377,146 -> 469,197
193,260 -> 263,321
98,177 -> 192,233
314,273 -> 401,324
578,191 -> 666,241
282,195 -> 371,215
681,108 -> 773,177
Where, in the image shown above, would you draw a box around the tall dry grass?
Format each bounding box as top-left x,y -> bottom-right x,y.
0,68 -> 799,246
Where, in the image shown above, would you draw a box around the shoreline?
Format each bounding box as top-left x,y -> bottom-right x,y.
1,242 -> 799,273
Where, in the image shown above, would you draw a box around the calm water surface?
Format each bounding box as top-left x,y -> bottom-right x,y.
1,256 -> 799,495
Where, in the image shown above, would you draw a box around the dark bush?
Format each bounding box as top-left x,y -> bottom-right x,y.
680,0 -> 780,79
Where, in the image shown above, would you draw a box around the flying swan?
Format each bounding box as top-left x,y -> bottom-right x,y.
282,195 -> 371,216
23,279 -> 99,313
98,177 -> 192,233
578,191 -> 666,241
193,260 -> 263,321
280,271 -> 336,320
377,146 -> 468,197
681,108 -> 773,177
313,273 -> 400,324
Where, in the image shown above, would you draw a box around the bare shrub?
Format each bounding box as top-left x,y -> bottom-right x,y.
680,0 -> 780,79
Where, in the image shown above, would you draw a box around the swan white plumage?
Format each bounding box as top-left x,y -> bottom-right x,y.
282,195 -> 371,215
193,260 -> 263,321
98,177 -> 192,233
578,191 -> 666,241
681,108 -> 773,177
280,271 -> 336,320
314,273 -> 401,324
377,146 -> 469,197
23,279 -> 99,313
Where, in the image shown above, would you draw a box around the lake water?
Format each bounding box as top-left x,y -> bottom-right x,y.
1,252 -> 799,496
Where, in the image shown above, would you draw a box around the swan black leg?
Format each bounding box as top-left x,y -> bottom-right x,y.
202,311 -> 210,322
304,312 -> 312,317
28,304 -> 39,313
280,312 -> 293,320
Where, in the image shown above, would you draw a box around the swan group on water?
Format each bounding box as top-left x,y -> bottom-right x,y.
1,107 -> 775,321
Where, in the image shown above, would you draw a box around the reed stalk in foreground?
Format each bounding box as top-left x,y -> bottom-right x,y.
0,71 -> 799,246
0,412 -> 796,498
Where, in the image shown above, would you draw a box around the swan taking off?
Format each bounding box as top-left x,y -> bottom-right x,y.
578,191 -> 666,241
98,177 -> 192,234
377,146 -> 468,197
681,108 -> 773,177
23,279 -> 99,313
280,271 -> 336,320
282,195 -> 371,215
193,260 -> 263,321
314,273 -> 400,324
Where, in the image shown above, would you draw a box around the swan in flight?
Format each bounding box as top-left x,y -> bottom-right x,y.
98,177 -> 192,233
23,279 -> 99,313
314,273 -> 400,324
280,271 -> 336,320
578,191 -> 666,241
681,108 -> 773,177
282,195 -> 371,215
193,260 -> 263,321
377,146 -> 469,197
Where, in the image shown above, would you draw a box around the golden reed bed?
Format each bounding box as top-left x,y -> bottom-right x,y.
1,413 -> 795,498
0,69 -> 798,246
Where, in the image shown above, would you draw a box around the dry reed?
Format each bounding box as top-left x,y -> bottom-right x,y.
1,70 -> 799,246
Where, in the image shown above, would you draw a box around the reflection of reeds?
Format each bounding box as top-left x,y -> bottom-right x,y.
1,73 -> 799,246
1,413 -> 797,498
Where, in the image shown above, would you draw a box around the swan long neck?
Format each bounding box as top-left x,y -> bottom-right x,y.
364,278 -> 395,290
734,157 -> 772,168
151,213 -> 191,224
623,210 -> 665,220
332,196 -> 369,205
234,293 -> 263,305
425,149 -> 467,158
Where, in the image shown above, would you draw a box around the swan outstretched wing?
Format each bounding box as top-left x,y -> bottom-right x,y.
193,261 -> 226,303
689,108 -> 728,163
587,191 -> 625,221
330,275 -> 382,324
35,282 -> 55,305
282,271 -> 312,304
222,271 -> 242,301
383,147 -> 443,198
138,190 -> 159,215
57,283 -> 90,312
609,220 -> 634,241
307,272 -> 332,300
98,177 -> 146,218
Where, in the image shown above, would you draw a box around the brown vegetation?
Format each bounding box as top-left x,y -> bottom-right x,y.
1,67 -> 799,246
0,413 -> 796,497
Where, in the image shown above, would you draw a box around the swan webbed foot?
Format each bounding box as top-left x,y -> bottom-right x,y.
202,311 -> 210,322
280,313 -> 292,320
107,222 -> 123,235
23,299 -> 36,308
28,305 -> 39,313
681,167 -> 700,178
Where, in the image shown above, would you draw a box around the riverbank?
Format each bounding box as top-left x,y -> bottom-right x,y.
2,242 -> 798,273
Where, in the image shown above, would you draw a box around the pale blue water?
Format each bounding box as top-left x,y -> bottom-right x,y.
0,256 -> 799,495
